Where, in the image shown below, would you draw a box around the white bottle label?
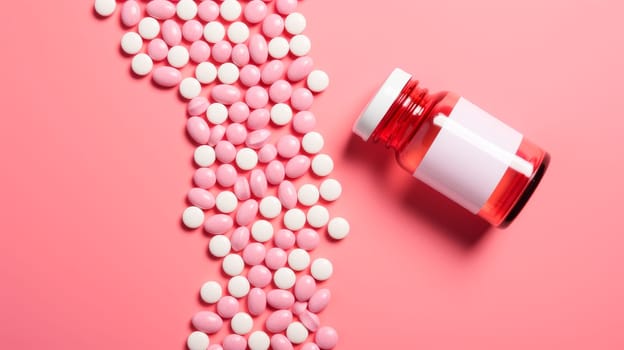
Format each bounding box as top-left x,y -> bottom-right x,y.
413,97 -> 525,214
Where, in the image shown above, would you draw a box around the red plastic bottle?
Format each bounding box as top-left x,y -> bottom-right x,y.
354,69 -> 550,227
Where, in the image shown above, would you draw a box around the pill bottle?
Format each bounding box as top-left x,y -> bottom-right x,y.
353,68 -> 550,227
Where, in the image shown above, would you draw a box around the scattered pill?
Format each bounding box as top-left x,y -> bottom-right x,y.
218,62 -> 239,84
286,322 -> 308,344
228,275 -> 251,298
247,265 -> 272,288
265,160 -> 286,185
310,258 -> 333,281
94,0 -> 116,17
192,311 -> 223,334
230,312 -> 253,335
288,249 -> 310,271
266,310 -> 294,333
299,310 -> 320,332
290,35 -> 311,56
296,228 -> 320,251
283,208 -> 306,231
248,331 -> 271,350
277,134 -> 300,158
311,154 -> 334,177
180,77 -> 202,99
294,275 -> 316,301
236,148 -> 259,171
251,219 -> 274,242
216,295 -> 239,319
187,331 -> 210,350
131,53 -> 153,76
308,289 -> 331,313
262,14 -> 284,38
198,0 -> 220,22
230,226 -> 250,252
243,242 -> 267,266
204,214 -> 234,235
223,254 -> 245,276
273,267 -> 296,289
285,12 -> 306,35
307,205 -> 329,228
196,62 -> 218,84
200,280 -> 223,304
315,327 -> 338,349
259,196 -> 282,219
177,0 -> 198,20
228,21 -> 250,44
278,181 -> 298,209
194,145 -> 216,167
183,206 -> 205,229
204,21 -> 226,43
268,37 -> 290,59
298,184 -> 319,206
270,334 -> 294,350
274,229 -> 296,250
271,103 -> 293,125
162,20 -> 182,46
247,287 -> 267,316
207,103 -> 229,124
147,0 -> 176,20
121,32 -> 143,55
264,247 -> 288,270
236,199 -> 258,226
147,38 -> 169,61
209,235 -> 232,258
138,17 -> 160,40
220,0 -> 242,21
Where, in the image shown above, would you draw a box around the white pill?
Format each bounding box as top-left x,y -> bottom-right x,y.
231,312 -> 253,335
187,331 -> 210,350
194,145 -> 216,167
220,0 -> 242,21
138,17 -> 160,40
131,53 -> 153,76
290,35 -> 311,56
258,196 -> 282,219
311,258 -> 333,281
271,103 -> 293,126
196,62 -> 218,84
248,331 -> 270,350
285,12 -> 307,35
228,275 -> 251,298
311,154 -> 334,177
301,132 -> 324,154
307,70 -> 330,93
217,63 -> 239,84
121,32 -> 143,55
168,45 -> 190,68
227,21 -> 250,44
273,267 -> 296,289
328,217 -> 350,240
235,148 -> 258,171
288,249 -> 310,271
283,208 -> 306,231
94,0 -> 116,17
268,37 -> 290,59
177,0 -> 198,20
207,103 -> 229,124
319,179 -> 342,201
183,206 -> 205,229
251,220 -> 274,242
307,205 -> 329,228
216,191 -> 238,213
297,184 -> 319,206
180,78 -> 202,99
286,322 -> 308,344
223,254 -> 245,276
204,21 -> 226,43
209,235 -> 232,258
200,281 -> 222,303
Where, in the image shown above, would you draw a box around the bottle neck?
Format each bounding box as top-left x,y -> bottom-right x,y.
370,79 -> 431,151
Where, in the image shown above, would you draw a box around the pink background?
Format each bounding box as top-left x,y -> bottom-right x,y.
1,0 -> 623,349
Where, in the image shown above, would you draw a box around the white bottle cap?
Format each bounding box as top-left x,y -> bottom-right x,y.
353,68 -> 412,141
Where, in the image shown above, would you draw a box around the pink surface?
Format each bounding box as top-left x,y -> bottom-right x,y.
1,1 -> 623,349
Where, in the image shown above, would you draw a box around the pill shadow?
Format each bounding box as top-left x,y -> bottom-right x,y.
343,135 -> 490,249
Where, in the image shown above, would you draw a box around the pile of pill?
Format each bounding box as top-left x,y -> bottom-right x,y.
95,1 -> 348,349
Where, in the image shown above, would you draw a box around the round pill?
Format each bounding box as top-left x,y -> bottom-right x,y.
227,21 -> 250,44
265,247 -> 288,270
310,258 -> 333,281
168,45 -> 190,68
298,184 -> 319,206
265,160 -> 285,185
245,86 -> 269,110
288,249 -> 310,271
244,0 -> 268,24
216,296 -> 239,319
240,65 -> 261,87
200,280 -> 223,304
292,302 -> 307,316
231,44 -> 250,67
207,103 -> 229,124
204,21 -> 226,43
273,267 -> 296,289
269,80 -> 293,103
268,37 -> 290,59
216,191 -> 238,213
229,102 -> 250,123
277,135 -> 300,159
274,229 -> 296,250
251,219 -> 273,242
315,327 -> 338,349
283,208 -> 306,231
247,265 -> 272,288
259,196 -> 282,219
311,154 -> 334,177
192,311 -> 223,334
183,206 -> 205,229
147,39 -> 169,61
228,275 -> 251,298
220,0 -> 242,21
183,20 -> 204,42
188,187 -> 214,209
262,14 -> 284,38
194,145 -> 216,167
292,111 -> 316,134
187,331 -> 210,350
271,103 -> 293,126
236,148 -> 258,171
284,12 -> 306,35
121,32 -> 143,55
307,205 -> 329,228
138,17 -> 160,40
95,0 -> 116,16
216,63 -> 238,84
294,275 -> 316,301
198,0 -> 219,22
213,40 -> 233,63
196,62 -> 218,84
190,41 -> 211,63
290,88 -> 313,111
307,70 -> 330,93
327,217 -> 349,240
207,344 -> 223,350
243,243 -> 267,266
131,53 -> 153,76
290,35 -> 311,56
231,312 -> 253,335
177,0 -> 198,20
319,179 -> 342,201
248,331 -> 270,350
188,97 -> 210,117
180,78 -> 202,99
223,254 -> 245,276
226,123 -> 247,145
216,164 -> 237,186
258,144 -> 277,163
300,132 -> 324,154
209,235 -> 232,258
286,322 -> 308,344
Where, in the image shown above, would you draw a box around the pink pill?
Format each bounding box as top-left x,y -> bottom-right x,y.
226,123 -> 247,145
291,87 -> 314,111
276,0 -> 297,15
292,302 -> 307,316
186,117 -> 210,144
230,226 -> 250,252
152,66 -> 182,88
264,247 -> 287,270
267,290 -> 295,309
274,229 -> 296,250
308,289 -> 331,313
188,96 -> 210,116
204,214 -> 234,235
245,86 -> 269,109
189,40 -> 211,63
228,102 -> 250,123
269,80 -> 292,103
231,44 -> 250,67
247,288 -> 267,316
277,134 -> 300,159
217,296 -> 239,318
294,275 -> 316,301
162,20 -> 182,46
277,181 -> 298,209
299,310 -> 320,332
216,164 -> 238,187
194,168 -> 217,189
315,327 -> 338,349
146,0 -> 176,20
211,85 -> 242,105
198,0 -> 220,22
262,60 -> 286,85
292,111 -> 317,134
296,228 -> 320,251
247,265 -> 272,288
223,334 -> 247,350
208,345 -> 224,350
121,0 -> 141,27
234,176 -> 251,200
246,109 -> 270,130
147,39 -> 169,61
258,144 -> 278,163
270,334 -> 294,350
246,129 -> 271,149
262,14 -> 284,38
249,169 -> 268,198
285,155 -> 311,178
192,311 -> 223,334
240,65 -> 262,87
243,242 -> 266,266
212,40 -> 233,63
248,34 -> 269,65
265,160 -> 285,185
215,141 -> 237,163
265,310 -> 293,333
208,124 -> 226,146
287,56 -> 314,82
244,0 -> 268,24
235,199 -> 258,226
188,188 -> 216,209
182,20 -> 204,42
301,344 -> 320,350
